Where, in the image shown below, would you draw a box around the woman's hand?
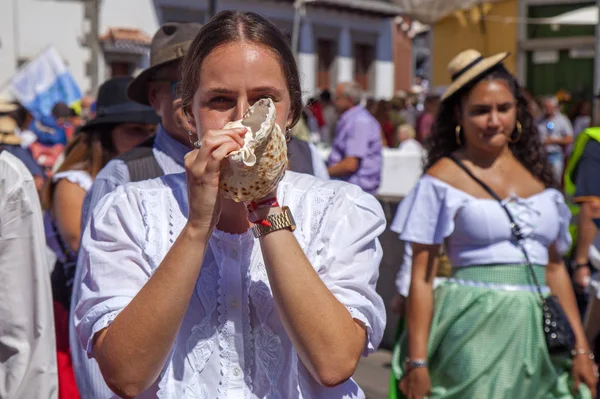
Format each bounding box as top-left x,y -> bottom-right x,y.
573,265 -> 591,290
391,294 -> 406,317
399,367 -> 431,399
572,353 -> 598,398
184,127 -> 247,232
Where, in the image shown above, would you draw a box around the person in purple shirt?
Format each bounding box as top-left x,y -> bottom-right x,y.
327,81 -> 383,194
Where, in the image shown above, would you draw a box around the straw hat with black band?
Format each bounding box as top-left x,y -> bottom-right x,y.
0,100 -> 17,114
441,49 -> 510,102
0,101 -> 20,145
127,22 -> 203,105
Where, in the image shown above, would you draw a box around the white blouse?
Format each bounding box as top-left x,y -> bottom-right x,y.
74,171 -> 386,399
44,170 -> 93,263
391,175 -> 572,268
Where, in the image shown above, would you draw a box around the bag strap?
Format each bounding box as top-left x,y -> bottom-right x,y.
447,154 -> 546,302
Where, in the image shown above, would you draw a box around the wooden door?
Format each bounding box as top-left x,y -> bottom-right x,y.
317,39 -> 335,91
110,62 -> 131,77
354,43 -> 374,90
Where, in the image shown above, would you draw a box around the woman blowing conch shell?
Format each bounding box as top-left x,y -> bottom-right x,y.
74,10 -> 386,399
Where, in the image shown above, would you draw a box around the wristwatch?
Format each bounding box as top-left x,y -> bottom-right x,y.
252,206 -> 296,238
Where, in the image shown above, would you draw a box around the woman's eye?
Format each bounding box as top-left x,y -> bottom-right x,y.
212,97 -> 231,104
470,108 -> 489,116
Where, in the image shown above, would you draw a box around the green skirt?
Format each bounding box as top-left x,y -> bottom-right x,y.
390,264 -> 592,399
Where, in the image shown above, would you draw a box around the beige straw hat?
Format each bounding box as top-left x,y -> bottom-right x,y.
441,49 -> 510,101
0,99 -> 17,114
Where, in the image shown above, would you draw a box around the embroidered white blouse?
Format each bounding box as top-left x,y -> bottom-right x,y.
44,170 -> 93,263
74,171 -> 386,398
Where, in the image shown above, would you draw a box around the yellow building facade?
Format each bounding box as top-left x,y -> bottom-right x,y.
431,0 -> 519,86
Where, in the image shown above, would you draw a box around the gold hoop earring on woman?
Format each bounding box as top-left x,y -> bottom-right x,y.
455,125 -> 462,145
509,121 -> 522,143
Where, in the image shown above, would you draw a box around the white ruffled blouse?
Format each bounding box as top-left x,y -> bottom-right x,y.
391,175 -> 572,269
45,170 -> 93,263
74,171 -> 386,399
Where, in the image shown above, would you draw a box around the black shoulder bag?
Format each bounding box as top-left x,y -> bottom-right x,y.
448,155 -> 575,356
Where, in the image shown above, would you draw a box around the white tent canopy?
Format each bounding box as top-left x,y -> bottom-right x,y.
389,0 -> 598,26
389,0 -> 504,24
536,5 -> 598,25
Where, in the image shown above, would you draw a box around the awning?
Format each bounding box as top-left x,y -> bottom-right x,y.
310,0 -> 404,16
388,0 -> 503,24
100,28 -> 151,55
285,0 -> 403,17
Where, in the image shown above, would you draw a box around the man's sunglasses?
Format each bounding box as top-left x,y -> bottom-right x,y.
171,81 -> 181,99
148,79 -> 181,98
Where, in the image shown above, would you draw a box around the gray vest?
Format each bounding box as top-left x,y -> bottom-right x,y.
117,136 -> 164,182
287,137 -> 314,175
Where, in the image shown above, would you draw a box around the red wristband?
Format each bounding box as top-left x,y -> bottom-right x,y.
246,197 -> 279,213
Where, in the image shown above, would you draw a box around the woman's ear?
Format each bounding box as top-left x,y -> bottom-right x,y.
286,104 -> 296,129
183,107 -> 198,134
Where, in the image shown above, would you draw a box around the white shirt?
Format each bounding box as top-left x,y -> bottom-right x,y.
75,171 -> 386,398
397,138 -> 424,154
44,170 -> 93,265
0,151 -> 58,399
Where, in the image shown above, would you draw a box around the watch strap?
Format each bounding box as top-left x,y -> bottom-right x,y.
252,206 -> 296,238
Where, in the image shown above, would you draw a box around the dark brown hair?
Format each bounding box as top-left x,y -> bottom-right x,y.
425,64 -> 556,188
41,128 -> 116,210
180,10 -> 302,128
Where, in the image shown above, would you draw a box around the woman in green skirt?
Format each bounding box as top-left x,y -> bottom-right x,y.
389,49 -> 598,399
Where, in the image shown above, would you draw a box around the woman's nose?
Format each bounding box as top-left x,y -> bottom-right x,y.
234,99 -> 251,120
488,110 -> 501,127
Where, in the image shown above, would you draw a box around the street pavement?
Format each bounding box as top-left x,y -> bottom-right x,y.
354,349 -> 393,399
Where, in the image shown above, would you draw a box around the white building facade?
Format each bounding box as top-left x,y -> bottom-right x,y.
0,0 -> 400,100
157,0 -> 400,100
0,0 -> 159,97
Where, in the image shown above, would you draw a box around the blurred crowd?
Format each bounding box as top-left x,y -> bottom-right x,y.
298,86 -> 440,153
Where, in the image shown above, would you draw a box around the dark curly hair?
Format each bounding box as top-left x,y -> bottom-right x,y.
424,64 -> 556,188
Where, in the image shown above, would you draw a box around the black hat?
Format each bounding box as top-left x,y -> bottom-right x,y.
127,22 -> 203,105
80,76 -> 160,132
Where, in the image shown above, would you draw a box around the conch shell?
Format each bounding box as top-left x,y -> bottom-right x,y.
219,98 -> 288,202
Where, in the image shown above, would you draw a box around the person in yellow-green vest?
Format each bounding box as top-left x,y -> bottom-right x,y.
565,127 -> 600,395
564,127 -> 600,311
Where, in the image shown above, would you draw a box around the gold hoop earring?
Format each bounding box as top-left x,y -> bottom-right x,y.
509,121 -> 522,143
455,125 -> 462,145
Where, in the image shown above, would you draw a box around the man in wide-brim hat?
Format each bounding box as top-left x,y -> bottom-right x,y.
78,76 -> 159,138
69,22 -> 202,399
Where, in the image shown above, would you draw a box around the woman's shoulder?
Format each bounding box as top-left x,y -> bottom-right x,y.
113,172 -> 186,196
53,169 -> 93,191
280,171 -> 385,220
281,171 -> 379,202
93,173 -> 186,221
425,157 -> 465,188
407,158 -> 471,201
